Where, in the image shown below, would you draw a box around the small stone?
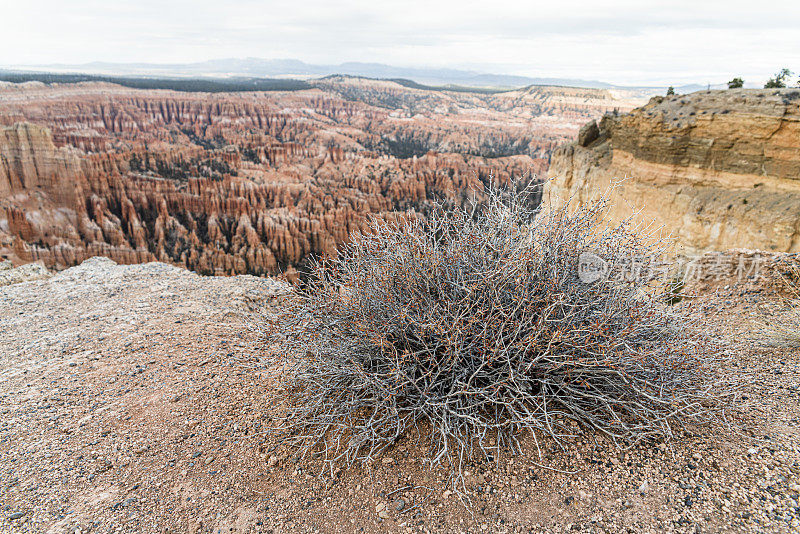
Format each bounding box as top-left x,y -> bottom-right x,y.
8,511 -> 25,520
443,490 -> 452,499
376,502 -> 386,513
639,481 -> 649,494
267,455 -> 278,467
395,498 -> 406,511
382,457 -> 394,465
192,451 -> 202,458
378,510 -> 391,520
204,456 -> 214,465
692,453 -> 702,461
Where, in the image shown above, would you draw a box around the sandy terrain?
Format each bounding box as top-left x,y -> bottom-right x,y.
0,257 -> 798,533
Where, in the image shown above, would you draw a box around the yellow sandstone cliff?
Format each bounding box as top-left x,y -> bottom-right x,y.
545,89 -> 800,254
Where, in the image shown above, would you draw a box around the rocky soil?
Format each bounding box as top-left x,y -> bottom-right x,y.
0,260 -> 50,287
1,258 -> 799,533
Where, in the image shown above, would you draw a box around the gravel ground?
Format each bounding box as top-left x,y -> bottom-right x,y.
0,257 -> 798,533
0,261 -> 50,287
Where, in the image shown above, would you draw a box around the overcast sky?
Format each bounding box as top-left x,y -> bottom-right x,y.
2,0 -> 799,86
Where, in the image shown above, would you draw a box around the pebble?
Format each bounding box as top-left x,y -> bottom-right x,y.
376,501 -> 391,519
2,256 -> 799,532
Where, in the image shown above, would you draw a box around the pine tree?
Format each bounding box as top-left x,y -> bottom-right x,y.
764,68 -> 792,88
727,77 -> 744,89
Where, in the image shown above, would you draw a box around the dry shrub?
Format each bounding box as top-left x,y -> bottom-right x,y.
757,261 -> 800,348
267,188 -> 731,479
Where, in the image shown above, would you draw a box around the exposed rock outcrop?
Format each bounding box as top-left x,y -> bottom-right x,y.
0,80 -> 643,277
0,122 -> 534,276
0,122 -> 82,195
545,89 -> 800,254
577,120 -> 599,147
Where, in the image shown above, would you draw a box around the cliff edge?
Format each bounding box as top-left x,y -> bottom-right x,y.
545,89 -> 800,254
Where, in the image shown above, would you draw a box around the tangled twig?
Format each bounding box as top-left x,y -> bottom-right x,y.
264,185 -> 735,486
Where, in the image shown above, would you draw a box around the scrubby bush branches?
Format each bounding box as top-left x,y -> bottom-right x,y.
267,187 -> 732,480
756,260 -> 800,348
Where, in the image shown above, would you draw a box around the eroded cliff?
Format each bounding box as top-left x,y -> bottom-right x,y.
545,89 -> 800,253
0,79 -> 643,277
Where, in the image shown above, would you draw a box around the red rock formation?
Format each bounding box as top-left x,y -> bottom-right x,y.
0,80 -> 643,276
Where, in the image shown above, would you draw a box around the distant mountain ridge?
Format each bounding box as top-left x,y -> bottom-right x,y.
7,57 -> 716,93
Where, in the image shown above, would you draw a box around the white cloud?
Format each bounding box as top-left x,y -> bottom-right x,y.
2,0 -> 799,85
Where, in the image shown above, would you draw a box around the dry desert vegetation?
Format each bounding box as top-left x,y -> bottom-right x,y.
1,78 -> 799,534
1,205 -> 799,534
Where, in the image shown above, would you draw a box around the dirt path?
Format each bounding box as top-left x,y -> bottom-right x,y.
1,258 -> 798,533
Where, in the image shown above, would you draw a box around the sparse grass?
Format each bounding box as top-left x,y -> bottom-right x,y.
266,188 -> 733,484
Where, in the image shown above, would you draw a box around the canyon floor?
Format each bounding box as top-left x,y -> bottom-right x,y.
1,258 -> 799,533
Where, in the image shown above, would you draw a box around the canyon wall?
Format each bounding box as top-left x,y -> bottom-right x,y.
545,89 -> 800,254
0,80 -> 642,277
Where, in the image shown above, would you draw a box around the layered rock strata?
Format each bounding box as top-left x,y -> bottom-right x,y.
545,89 -> 800,254
0,80 -> 642,276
